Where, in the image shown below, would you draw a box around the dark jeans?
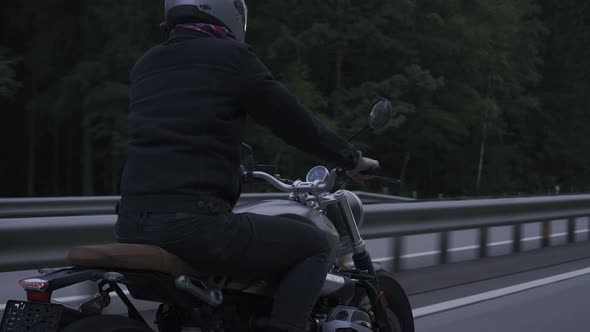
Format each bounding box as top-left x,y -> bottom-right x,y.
115,209 -> 335,331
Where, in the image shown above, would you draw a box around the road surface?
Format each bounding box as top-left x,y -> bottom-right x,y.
414,265 -> 590,332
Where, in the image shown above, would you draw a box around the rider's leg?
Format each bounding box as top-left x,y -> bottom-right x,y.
225,213 -> 337,332
115,210 -> 336,332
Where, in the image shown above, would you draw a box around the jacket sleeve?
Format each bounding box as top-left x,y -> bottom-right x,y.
237,46 -> 360,170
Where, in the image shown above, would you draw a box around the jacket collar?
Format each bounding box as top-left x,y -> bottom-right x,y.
167,27 -> 209,43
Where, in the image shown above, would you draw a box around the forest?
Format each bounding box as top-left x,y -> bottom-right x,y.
0,0 -> 589,198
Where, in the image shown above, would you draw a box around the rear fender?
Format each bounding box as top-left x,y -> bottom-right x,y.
20,268 -> 105,293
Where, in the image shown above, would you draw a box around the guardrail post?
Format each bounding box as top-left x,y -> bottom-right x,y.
567,217 -> 576,243
479,227 -> 488,258
393,236 -> 403,272
542,221 -> 551,247
513,224 -> 521,253
439,231 -> 449,264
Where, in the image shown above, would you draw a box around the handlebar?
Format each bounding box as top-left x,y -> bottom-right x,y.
247,171 -> 293,192
244,166 -> 400,193
245,169 -> 340,193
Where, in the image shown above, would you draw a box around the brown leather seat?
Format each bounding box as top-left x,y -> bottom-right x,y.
66,243 -> 201,277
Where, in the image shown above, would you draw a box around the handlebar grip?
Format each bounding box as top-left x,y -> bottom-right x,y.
360,167 -> 381,176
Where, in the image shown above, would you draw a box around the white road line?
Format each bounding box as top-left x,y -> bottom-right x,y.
0,290 -> 131,311
412,266 -> 590,318
373,229 -> 590,262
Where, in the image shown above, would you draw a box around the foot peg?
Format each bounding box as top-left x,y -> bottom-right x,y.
175,275 -> 223,307
79,291 -> 111,314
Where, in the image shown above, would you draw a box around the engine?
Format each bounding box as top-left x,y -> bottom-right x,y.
318,306 -> 372,332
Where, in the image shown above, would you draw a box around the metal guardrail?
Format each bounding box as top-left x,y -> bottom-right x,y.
0,192 -> 413,218
363,194 -> 590,271
1,194 -> 589,273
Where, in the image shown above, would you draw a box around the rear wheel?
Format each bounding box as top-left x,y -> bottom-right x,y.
60,315 -> 153,332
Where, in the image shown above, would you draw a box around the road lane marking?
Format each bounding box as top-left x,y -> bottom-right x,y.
373,228 -> 589,262
412,266 -> 590,318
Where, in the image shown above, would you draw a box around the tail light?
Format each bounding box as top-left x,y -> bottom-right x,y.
19,278 -> 51,302
19,278 -> 48,292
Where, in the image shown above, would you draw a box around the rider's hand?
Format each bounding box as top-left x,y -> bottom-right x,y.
346,157 -> 380,184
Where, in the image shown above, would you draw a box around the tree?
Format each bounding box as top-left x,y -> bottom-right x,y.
1,0 -> 586,198
0,48 -> 19,99
537,0 -> 590,192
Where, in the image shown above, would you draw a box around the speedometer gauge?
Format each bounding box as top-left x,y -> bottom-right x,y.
306,166 -> 329,182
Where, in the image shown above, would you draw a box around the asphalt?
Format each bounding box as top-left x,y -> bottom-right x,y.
414,270 -> 590,332
394,241 -> 590,300
395,242 -> 590,332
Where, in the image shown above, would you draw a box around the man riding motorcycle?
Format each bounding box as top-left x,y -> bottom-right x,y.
115,1 -> 379,331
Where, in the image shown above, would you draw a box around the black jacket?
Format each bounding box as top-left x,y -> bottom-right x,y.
120,28 -> 359,207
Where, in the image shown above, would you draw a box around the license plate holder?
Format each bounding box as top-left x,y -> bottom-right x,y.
0,300 -> 64,332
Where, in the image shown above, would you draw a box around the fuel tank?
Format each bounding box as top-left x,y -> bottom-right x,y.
233,199 -> 340,249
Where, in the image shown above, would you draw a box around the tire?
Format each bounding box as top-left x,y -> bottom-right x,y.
353,270 -> 414,332
376,270 -> 415,332
60,315 -> 153,332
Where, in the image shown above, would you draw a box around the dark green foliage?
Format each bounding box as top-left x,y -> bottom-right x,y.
0,0 -> 587,197
0,48 -> 20,99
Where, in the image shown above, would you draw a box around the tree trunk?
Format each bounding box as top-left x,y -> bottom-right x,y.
52,122 -> 60,195
111,150 -> 117,195
65,111 -> 73,194
477,73 -> 493,196
273,146 -> 282,172
428,154 -> 434,196
26,106 -> 37,197
82,126 -> 94,195
335,47 -> 343,90
399,151 -> 411,193
334,0 -> 344,90
476,109 -> 489,195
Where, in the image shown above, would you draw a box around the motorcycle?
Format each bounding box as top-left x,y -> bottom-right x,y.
0,99 -> 414,332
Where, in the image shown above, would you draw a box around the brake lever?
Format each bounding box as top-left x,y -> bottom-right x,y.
368,176 -> 401,184
329,168 -> 349,193
360,167 -> 401,184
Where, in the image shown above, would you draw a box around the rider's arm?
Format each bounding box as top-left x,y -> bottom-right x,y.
237,46 -> 360,170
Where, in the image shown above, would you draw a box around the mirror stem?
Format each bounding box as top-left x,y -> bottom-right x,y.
241,142 -> 255,170
347,124 -> 370,142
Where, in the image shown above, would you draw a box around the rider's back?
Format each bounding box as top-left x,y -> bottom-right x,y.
121,29 -> 251,206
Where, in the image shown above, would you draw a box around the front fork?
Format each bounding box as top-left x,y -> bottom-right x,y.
334,190 -> 376,277
334,191 -> 394,330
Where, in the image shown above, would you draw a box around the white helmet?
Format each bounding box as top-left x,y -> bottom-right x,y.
163,0 -> 248,42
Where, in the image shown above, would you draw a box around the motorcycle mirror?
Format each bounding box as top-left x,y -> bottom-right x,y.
368,99 -> 392,130
347,98 -> 393,142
